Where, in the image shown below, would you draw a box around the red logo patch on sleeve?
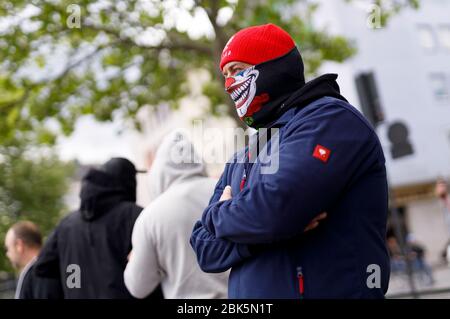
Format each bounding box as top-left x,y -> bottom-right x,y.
313,144 -> 331,163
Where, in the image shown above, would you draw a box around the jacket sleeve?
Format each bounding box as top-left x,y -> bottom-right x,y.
190,163 -> 253,273
31,268 -> 64,299
123,212 -> 161,299
202,104 -> 381,244
34,228 -> 61,279
124,204 -> 143,254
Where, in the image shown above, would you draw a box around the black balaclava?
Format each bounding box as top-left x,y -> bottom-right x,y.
224,47 -> 305,128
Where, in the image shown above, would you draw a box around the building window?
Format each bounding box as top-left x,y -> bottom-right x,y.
437,25 -> 450,51
417,25 -> 436,52
429,73 -> 449,102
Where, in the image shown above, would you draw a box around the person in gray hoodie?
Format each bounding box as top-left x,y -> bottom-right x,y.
124,131 -> 228,299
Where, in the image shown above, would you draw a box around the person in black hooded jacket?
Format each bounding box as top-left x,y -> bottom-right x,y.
34,157 -> 163,299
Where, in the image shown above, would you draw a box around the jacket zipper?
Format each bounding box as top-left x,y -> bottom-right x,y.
240,170 -> 247,191
240,147 -> 253,192
297,266 -> 304,299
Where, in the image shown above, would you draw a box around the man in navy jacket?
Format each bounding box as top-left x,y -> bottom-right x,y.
190,24 -> 390,298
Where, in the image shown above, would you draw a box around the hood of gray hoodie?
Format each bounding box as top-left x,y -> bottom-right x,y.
147,131 -> 207,202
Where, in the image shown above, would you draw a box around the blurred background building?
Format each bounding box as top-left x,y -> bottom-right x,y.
312,0 -> 450,266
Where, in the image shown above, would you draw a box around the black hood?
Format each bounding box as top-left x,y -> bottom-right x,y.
249,74 -> 348,159
225,47 -> 305,129
277,73 -> 348,119
79,158 -> 137,221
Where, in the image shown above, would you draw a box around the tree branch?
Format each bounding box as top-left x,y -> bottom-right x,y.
83,23 -> 213,55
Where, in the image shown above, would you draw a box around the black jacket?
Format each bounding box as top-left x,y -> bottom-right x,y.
35,159 -> 163,299
19,262 -> 63,299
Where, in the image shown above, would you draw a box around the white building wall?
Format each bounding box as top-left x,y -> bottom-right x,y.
310,0 -> 450,264
407,199 -> 450,264
312,0 -> 450,187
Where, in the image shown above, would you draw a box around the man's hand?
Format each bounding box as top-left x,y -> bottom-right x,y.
436,179 -> 448,200
220,185 -> 233,202
304,212 -> 327,232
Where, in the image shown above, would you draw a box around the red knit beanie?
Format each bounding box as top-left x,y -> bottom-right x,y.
220,24 -> 296,71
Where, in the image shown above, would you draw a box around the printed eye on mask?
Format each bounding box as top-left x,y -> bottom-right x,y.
223,48 -> 305,128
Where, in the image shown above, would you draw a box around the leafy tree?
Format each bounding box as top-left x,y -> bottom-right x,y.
0,141 -> 74,273
0,0 -> 361,141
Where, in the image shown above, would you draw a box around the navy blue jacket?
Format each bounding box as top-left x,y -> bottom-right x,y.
190,75 -> 390,299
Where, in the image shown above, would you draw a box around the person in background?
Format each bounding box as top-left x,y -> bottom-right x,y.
124,132 -> 228,299
435,179 -> 450,264
4,221 -> 62,299
386,234 -> 405,275
406,234 -> 434,285
386,233 -> 434,285
34,158 -> 163,299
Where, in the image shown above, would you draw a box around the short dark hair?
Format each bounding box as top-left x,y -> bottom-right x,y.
10,221 -> 42,249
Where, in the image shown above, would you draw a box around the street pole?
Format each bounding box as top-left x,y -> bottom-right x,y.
442,197 -> 450,264
378,117 -> 418,298
388,187 -> 419,298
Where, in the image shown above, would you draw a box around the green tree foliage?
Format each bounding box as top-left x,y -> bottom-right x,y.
0,0 -> 361,142
0,141 -> 74,272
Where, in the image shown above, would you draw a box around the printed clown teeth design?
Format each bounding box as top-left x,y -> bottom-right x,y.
226,67 -> 259,118
230,77 -> 251,102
